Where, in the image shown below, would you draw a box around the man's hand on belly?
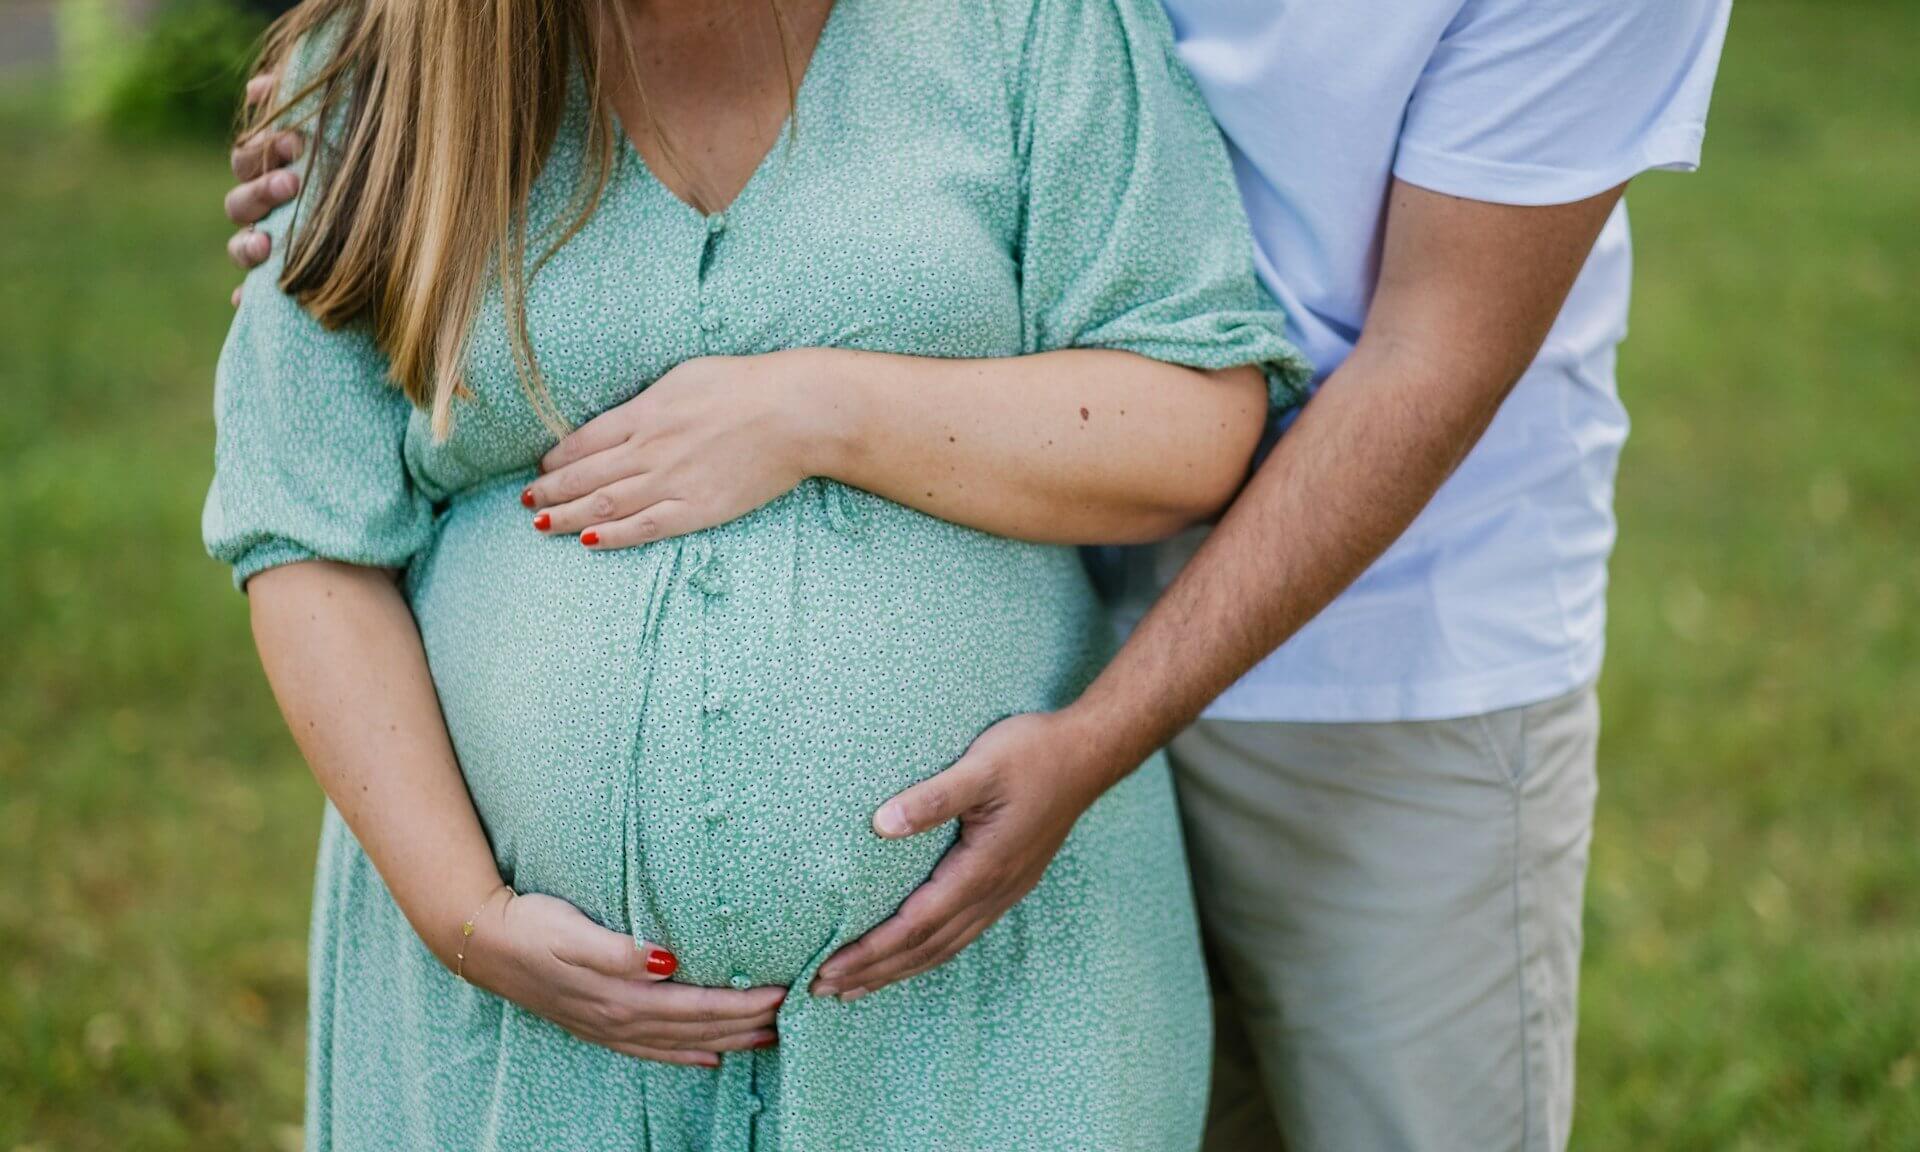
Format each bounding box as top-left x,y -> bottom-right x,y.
809,710 -> 1115,999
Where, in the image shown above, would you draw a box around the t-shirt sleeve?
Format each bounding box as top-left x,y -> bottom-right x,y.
1008,0 -> 1312,407
1394,0 -> 1733,206
201,44 -> 432,591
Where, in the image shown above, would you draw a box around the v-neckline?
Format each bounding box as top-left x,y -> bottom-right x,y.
612,0 -> 847,227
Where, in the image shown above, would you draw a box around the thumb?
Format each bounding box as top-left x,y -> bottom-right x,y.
628,937 -> 680,981
588,933 -> 680,982
874,752 -> 994,840
550,905 -> 680,981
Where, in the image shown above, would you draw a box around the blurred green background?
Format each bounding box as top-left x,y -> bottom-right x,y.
2,0 -> 1917,1148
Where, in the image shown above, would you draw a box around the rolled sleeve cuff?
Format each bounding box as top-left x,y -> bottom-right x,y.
1391,122 -> 1707,208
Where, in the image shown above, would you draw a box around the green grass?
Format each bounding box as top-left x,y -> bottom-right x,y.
2,1 -> 1916,1147
1580,3 -> 1920,1148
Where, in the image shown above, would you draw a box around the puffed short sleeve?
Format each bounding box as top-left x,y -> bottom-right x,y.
1007,0 -> 1311,406
201,51 -> 431,590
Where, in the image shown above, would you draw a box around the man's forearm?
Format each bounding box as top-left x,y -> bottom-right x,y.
1063,179 -> 1629,783
1067,339 -> 1508,776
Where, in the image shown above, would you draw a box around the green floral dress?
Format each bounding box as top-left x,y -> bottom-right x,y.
204,0 -> 1307,1148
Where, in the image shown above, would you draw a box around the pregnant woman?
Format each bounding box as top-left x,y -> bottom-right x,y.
205,0 -> 1306,1148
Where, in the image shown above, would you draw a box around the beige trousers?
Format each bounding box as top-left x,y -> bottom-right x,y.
1169,684 -> 1600,1152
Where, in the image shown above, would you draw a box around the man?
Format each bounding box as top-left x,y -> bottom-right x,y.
222,2 -> 1731,1147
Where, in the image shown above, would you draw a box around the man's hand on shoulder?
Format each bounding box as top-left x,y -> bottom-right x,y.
225,72 -> 305,303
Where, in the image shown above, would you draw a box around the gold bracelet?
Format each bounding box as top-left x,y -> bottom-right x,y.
455,888 -> 505,983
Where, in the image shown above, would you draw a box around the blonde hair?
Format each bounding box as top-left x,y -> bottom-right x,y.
247,1 -> 656,439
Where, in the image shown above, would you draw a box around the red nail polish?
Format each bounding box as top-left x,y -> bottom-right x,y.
646,946 -> 678,977
520,487 -> 536,508
581,530 -> 600,547
752,1035 -> 778,1050
533,513 -> 551,531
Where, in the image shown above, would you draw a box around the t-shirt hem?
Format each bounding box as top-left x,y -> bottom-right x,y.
1198,638 -> 1607,724
1391,124 -> 1707,208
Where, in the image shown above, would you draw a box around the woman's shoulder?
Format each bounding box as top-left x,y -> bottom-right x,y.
960,0 -> 1190,112
978,0 -> 1184,62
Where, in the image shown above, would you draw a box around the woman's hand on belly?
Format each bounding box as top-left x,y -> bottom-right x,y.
525,351 -> 833,549
529,345 -> 1273,549
463,890 -> 788,1067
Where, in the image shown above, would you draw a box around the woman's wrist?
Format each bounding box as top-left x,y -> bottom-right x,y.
451,883 -> 515,982
776,347 -> 870,480
410,876 -> 513,975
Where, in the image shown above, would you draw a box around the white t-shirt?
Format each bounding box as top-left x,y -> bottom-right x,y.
1129,0 -> 1733,723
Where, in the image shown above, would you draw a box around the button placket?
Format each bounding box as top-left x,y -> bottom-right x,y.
687,536 -> 743,953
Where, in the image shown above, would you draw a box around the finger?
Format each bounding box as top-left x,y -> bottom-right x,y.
814,851 -> 983,993
816,905 -> 979,998
839,913 -> 992,1001
630,1009 -> 783,1042
524,447 -> 648,512
872,755 -> 992,840
227,228 -> 272,271
225,169 -> 301,228
634,982 -> 789,1024
557,929 -> 680,983
541,409 -> 633,473
535,473 -> 659,536
231,285 -> 243,309
244,72 -> 278,109
594,984 -> 784,1039
580,500 -> 701,550
705,1028 -> 780,1052
230,128 -> 302,182
599,1040 -> 721,1068
623,1017 -> 780,1047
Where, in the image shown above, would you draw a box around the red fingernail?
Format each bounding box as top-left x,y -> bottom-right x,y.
645,946 -> 677,977
581,530 -> 600,547
520,487 -> 536,508
533,513 -> 551,531
752,1034 -> 778,1050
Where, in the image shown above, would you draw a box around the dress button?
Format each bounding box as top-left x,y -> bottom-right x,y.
699,308 -> 724,333
702,798 -> 727,823
691,559 -> 728,597
728,973 -> 752,990
715,903 -> 733,920
746,1093 -> 765,1115
706,211 -> 727,235
703,691 -> 731,716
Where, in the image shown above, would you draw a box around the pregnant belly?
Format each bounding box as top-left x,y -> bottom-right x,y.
408,477 -> 1109,988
